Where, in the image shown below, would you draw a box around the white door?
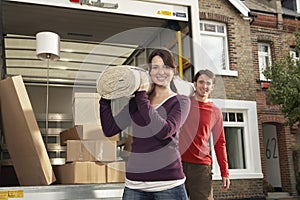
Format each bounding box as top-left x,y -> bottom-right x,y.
263,124 -> 282,189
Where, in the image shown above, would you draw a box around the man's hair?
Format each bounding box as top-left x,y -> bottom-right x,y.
193,69 -> 216,84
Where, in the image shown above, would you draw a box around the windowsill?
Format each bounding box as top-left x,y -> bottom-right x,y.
213,172 -> 263,180
257,79 -> 270,83
215,69 -> 238,77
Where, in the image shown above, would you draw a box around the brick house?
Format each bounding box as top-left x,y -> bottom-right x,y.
198,0 -> 300,199
244,0 -> 300,197
198,0 -> 264,199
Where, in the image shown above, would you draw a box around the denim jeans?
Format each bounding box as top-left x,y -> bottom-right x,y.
122,184 -> 188,200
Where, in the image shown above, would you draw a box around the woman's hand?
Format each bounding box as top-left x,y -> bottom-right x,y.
138,71 -> 153,93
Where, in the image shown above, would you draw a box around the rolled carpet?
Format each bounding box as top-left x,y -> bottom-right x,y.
96,65 -> 151,99
173,75 -> 195,97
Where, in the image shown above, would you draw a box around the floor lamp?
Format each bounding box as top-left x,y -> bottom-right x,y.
36,32 -> 60,148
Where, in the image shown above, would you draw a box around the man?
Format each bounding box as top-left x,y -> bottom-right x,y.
179,69 -> 230,200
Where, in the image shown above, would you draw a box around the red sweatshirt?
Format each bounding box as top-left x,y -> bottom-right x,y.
179,98 -> 229,178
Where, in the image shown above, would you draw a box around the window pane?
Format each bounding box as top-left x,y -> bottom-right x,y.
201,35 -> 225,69
60,151 -> 66,158
258,43 -> 271,80
225,127 -> 246,169
258,43 -> 268,52
290,49 -> 300,62
222,112 -> 228,121
237,113 -> 244,122
48,151 -> 57,158
217,25 -> 224,33
46,136 -> 57,143
266,56 -> 270,68
200,23 -> 203,31
228,112 -> 235,122
259,55 -> 267,71
200,21 -> 228,71
204,23 -> 216,32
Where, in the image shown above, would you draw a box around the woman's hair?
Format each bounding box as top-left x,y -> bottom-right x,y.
193,69 -> 216,84
147,48 -> 177,93
147,48 -> 176,70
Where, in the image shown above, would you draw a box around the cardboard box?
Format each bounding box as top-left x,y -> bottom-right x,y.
106,161 -> 126,183
73,93 -> 101,125
54,162 -> 106,184
60,124 -> 118,146
60,126 -> 81,145
67,140 -> 117,162
0,76 -> 56,185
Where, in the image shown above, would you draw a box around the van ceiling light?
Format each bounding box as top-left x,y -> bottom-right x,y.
36,32 -> 60,61
36,31 -> 61,149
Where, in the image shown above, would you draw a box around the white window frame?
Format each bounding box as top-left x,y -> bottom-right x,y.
258,42 -> 272,81
223,112 -> 246,170
297,0 -> 300,13
210,99 -> 263,180
200,20 -> 237,77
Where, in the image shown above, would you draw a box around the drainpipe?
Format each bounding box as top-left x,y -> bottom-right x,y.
276,0 -> 283,30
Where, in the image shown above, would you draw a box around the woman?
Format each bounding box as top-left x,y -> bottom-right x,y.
99,48 -> 190,200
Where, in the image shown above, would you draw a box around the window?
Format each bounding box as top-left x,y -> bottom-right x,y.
258,43 -> 272,80
223,112 -> 246,169
298,0 -> 300,12
211,99 -> 262,180
282,0 -> 297,11
281,0 -> 300,12
290,48 -> 300,62
200,21 -> 232,75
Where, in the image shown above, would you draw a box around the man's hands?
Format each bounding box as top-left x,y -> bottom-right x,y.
222,177 -> 230,190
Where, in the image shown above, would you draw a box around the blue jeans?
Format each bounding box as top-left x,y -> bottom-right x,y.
122,184 -> 188,200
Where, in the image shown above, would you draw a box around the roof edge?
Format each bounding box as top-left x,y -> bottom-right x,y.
228,0 -> 250,17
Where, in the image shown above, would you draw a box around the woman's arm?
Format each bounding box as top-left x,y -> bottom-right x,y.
134,92 -> 191,140
99,98 -> 131,137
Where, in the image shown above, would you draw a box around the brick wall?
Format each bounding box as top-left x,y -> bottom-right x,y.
213,179 -> 264,199
283,18 -> 300,32
251,10 -> 298,195
198,0 -> 299,198
251,12 -> 278,28
199,0 -> 256,101
199,0 -> 264,198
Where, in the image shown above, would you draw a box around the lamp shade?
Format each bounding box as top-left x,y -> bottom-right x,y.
36,32 -> 60,61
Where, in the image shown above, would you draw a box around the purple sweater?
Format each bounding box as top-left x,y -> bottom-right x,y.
100,91 -> 190,181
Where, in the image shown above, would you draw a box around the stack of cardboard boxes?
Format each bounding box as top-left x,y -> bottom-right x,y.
0,76 -> 126,185
54,93 -> 126,184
